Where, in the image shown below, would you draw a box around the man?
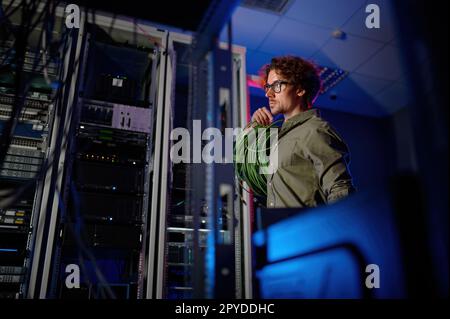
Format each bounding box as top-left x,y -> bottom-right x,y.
252,55 -> 355,208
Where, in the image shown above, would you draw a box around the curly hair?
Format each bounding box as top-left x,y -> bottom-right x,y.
261,56 -> 322,109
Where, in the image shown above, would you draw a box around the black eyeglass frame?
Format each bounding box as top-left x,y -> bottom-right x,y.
263,80 -> 290,93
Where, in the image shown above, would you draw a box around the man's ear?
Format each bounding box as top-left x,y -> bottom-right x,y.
297,89 -> 306,97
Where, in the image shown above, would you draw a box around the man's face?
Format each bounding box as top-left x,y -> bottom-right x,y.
265,69 -> 301,116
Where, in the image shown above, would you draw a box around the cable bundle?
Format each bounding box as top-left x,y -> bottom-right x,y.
234,121 -> 280,196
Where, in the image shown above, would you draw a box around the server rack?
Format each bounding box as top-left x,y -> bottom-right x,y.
0,1 -> 65,298
151,32 -> 252,299
49,18 -> 167,299
21,7 -> 168,299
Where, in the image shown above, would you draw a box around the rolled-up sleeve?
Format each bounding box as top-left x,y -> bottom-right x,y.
302,125 -> 355,203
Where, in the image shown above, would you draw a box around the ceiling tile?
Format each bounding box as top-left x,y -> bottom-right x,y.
355,44 -> 405,81
245,49 -> 274,75
285,0 -> 364,29
258,17 -> 332,57
311,34 -> 384,71
219,6 -> 280,50
332,73 -> 392,101
342,0 -> 397,43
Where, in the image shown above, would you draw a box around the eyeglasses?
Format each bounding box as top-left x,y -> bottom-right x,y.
263,80 -> 289,93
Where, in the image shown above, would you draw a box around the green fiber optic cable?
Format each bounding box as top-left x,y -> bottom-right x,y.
234,120 -> 280,196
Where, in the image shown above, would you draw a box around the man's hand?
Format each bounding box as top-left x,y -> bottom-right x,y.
251,107 -> 273,126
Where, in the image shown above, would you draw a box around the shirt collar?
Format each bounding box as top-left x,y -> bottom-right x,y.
280,108 -> 319,136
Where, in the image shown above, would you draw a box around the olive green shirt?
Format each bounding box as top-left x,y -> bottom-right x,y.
266,109 -> 355,208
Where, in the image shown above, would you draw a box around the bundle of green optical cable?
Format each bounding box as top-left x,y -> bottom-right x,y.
234,121 -> 280,197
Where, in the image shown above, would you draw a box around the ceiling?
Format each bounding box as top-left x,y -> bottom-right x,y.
72,0 -> 213,32
219,0 -> 428,118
